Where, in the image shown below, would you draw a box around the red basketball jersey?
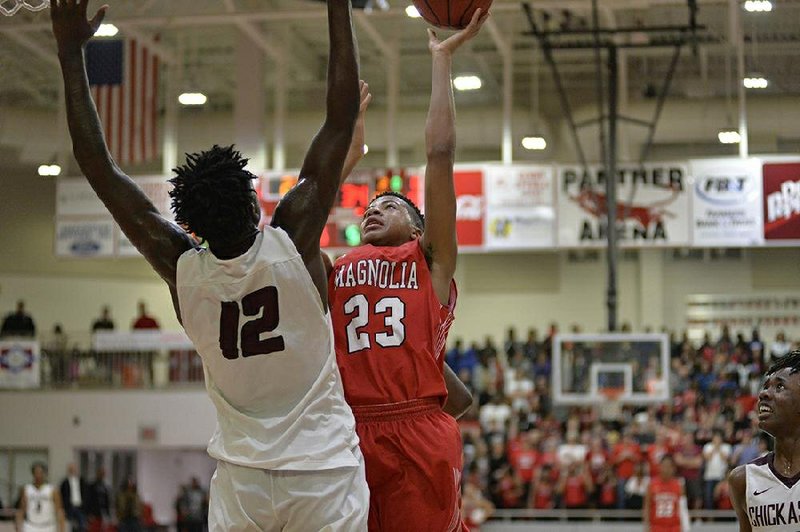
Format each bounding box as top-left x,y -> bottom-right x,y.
329,240 -> 456,406
648,478 -> 682,528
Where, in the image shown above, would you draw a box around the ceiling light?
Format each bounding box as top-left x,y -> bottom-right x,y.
743,76 -> 768,89
94,24 -> 119,37
718,130 -> 741,144
405,5 -> 421,18
521,136 -> 547,150
38,164 -> 61,177
178,93 -> 208,106
363,144 -> 369,155
453,75 -> 482,91
744,0 -> 772,12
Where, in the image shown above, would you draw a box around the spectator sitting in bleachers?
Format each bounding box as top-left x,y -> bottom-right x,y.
0,300 -> 36,338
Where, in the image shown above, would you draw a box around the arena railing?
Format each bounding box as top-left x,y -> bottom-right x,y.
0,331 -> 205,390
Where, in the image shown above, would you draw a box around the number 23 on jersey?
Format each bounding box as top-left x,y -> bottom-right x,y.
343,294 -> 406,354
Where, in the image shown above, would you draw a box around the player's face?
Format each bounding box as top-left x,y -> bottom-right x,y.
361,196 -> 421,246
660,459 -> 675,480
758,368 -> 800,436
32,466 -> 45,484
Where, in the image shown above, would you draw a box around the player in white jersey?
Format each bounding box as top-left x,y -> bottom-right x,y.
730,350 -> 800,532
51,0 -> 366,530
15,463 -> 65,532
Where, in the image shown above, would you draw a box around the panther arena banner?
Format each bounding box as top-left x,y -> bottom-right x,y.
762,162 -> 800,242
484,165 -> 555,249
0,341 -> 40,389
557,163 -> 691,247
453,168 -> 485,249
690,158 -> 763,247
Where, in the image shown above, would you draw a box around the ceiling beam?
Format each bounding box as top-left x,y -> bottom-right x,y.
115,24 -> 176,64
3,30 -> 58,67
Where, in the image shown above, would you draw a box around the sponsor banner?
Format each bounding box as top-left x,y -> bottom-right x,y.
55,218 -> 115,257
453,169 -> 485,248
557,163 -> 691,247
0,341 -> 40,389
57,176 -> 174,217
690,158 -> 763,246
763,162 -> 800,241
484,165 -> 555,248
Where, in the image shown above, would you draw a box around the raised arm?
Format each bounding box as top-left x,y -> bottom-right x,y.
271,0 -> 359,266
442,364 -> 472,419
420,10 -> 489,305
339,80 -> 373,185
51,1 -> 194,287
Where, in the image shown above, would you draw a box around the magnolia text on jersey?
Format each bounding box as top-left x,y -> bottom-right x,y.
748,500 -> 800,528
334,259 -> 420,290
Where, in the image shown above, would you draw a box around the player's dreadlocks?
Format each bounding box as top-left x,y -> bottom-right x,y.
169,145 -> 259,244
766,349 -> 800,376
370,191 -> 425,230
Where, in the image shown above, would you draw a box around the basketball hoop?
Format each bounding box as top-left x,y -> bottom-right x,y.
0,0 -> 49,17
599,387 -> 625,403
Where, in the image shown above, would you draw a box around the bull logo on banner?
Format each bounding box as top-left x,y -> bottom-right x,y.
558,165 -> 690,247
763,162 -> 800,241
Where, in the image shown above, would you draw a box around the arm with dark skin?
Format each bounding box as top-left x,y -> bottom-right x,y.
51,1 -> 195,313
729,465 -> 753,532
443,364 -> 472,419
271,0 -> 359,307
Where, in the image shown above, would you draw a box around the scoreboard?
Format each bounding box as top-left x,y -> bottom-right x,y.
258,168 -> 423,249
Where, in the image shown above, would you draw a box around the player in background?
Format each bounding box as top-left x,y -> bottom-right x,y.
327,10 -> 489,531
643,455 -> 690,532
51,0 -> 367,529
15,463 -> 66,532
729,351 -> 800,532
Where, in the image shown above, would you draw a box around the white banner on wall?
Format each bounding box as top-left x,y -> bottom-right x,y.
55,218 -> 115,258
0,341 -> 40,389
484,165 -> 555,249
557,163 -> 691,248
690,158 -> 764,246
56,176 -> 176,258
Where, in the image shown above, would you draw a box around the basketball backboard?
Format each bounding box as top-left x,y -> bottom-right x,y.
552,333 -> 670,406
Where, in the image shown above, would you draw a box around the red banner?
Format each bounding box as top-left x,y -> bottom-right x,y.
763,162 -> 800,240
454,169 -> 485,247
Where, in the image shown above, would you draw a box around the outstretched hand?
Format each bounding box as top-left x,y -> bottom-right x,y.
428,8 -> 490,55
51,0 -> 108,52
353,80 -> 373,150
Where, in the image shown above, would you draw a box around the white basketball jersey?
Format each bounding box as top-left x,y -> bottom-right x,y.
25,484 -> 55,526
177,227 -> 359,471
745,453 -> 800,530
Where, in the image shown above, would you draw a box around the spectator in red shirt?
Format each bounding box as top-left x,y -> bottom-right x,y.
558,462 -> 592,509
595,464 -> 617,510
132,301 -> 159,330
509,435 -> 538,500
674,432 -> 703,510
585,437 -> 609,481
646,432 -> 671,478
612,432 -> 641,509
529,465 -> 556,510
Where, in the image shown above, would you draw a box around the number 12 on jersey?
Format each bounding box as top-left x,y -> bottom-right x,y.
344,294 -> 406,353
219,286 -> 285,359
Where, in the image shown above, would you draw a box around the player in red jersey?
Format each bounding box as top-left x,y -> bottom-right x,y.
327,9 -> 489,532
644,455 -> 690,532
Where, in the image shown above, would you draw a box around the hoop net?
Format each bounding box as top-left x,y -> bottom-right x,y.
0,0 -> 49,17
597,387 -> 625,420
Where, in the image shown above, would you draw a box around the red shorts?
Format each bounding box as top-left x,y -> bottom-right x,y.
353,398 -> 467,532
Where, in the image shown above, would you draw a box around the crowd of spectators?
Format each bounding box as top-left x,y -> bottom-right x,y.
449,324 -> 791,514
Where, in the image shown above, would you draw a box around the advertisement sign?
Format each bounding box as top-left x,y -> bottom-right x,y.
484,165 -> 555,249
763,162 -> 800,241
55,219 -> 115,258
557,163 -> 691,247
690,158 -> 763,246
453,169 -> 485,248
0,341 -> 40,389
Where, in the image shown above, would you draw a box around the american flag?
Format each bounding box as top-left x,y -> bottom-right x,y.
86,38 -> 160,165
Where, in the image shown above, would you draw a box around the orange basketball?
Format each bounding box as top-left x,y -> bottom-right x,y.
411,0 -> 492,29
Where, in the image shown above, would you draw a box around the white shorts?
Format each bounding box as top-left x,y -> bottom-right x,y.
23,524 -> 56,532
208,447 -> 369,532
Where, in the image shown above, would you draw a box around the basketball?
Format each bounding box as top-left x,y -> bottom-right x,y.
411,0 -> 493,29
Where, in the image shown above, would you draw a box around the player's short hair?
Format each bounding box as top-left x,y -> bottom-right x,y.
31,462 -> 47,475
766,350 -> 800,377
169,145 -> 258,244
369,191 -> 425,230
